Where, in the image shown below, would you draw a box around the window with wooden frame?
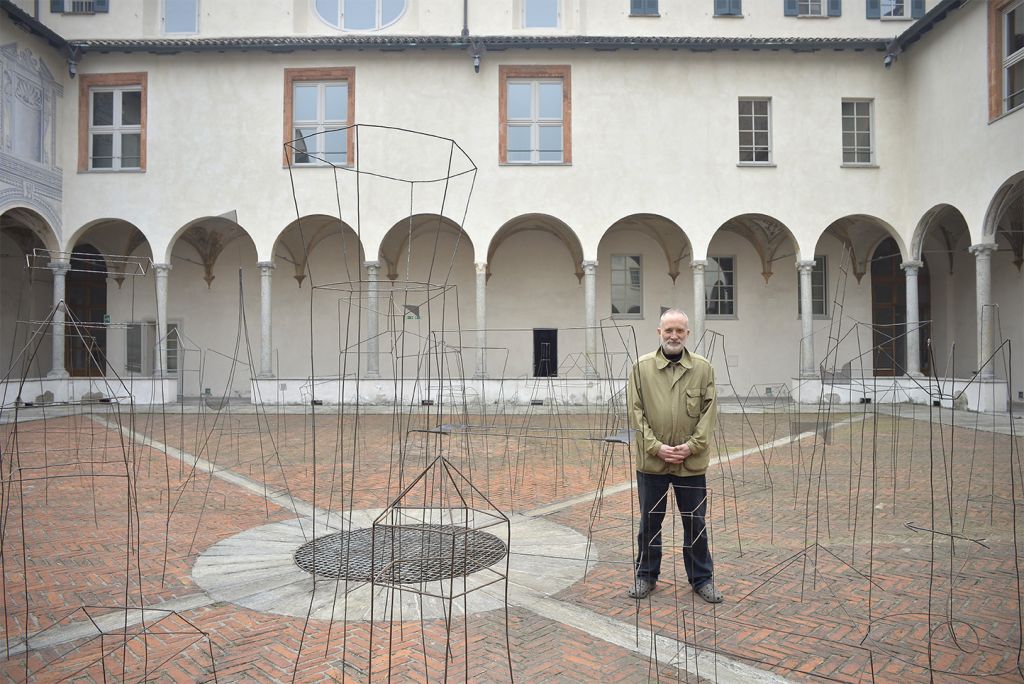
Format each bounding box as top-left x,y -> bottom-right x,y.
283,68 -> 355,166
499,65 -> 572,165
78,72 -> 147,172
841,99 -> 874,165
992,0 -> 1024,117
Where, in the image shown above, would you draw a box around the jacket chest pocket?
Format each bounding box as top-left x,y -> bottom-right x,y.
685,388 -> 702,418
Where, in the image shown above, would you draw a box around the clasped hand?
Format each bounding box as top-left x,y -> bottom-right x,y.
657,443 -> 691,464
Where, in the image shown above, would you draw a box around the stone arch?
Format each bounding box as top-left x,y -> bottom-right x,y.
710,213 -> 799,283
164,215 -> 258,287
983,170 -> 1024,271
272,214 -> 364,287
378,214 -> 474,282
0,205 -> 60,255
597,214 -> 691,283
817,214 -> 908,282
487,214 -> 583,282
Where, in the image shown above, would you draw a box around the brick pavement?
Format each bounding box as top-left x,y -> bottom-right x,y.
1,403 -> 1022,682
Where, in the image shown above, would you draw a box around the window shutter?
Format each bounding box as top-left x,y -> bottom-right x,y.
784,0 -> 797,16
828,0 -> 841,16
94,0 -> 109,11
50,0 -> 63,13
866,0 -> 880,19
631,0 -> 642,13
733,0 -> 743,13
911,0 -> 925,18
714,0 -> 728,15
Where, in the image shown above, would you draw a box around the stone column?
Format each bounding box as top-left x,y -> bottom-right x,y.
901,260 -> 924,377
691,259 -> 706,346
475,261 -> 487,378
969,243 -> 998,379
364,261 -> 380,378
258,261 -> 275,378
797,260 -> 816,378
582,260 -> 598,378
46,259 -> 70,378
153,263 -> 172,377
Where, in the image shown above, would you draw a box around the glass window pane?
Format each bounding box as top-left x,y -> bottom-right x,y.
738,100 -> 751,116
843,150 -> 856,164
294,85 -> 318,122
293,127 -> 315,163
121,91 -> 141,126
164,0 -> 197,33
754,100 -> 768,116
506,125 -> 531,162
538,82 -> 563,119
525,0 -> 558,27
1008,7 -> 1024,56
121,134 -> 141,168
538,125 -> 563,162
382,0 -> 404,24
611,255 -> 625,269
91,134 -> 113,168
315,0 -> 341,27
1007,61 -> 1024,110
92,91 -> 113,126
507,82 -> 532,119
856,132 -> 870,149
325,84 -> 348,121
324,128 -> 347,164
344,0 -> 376,29
754,132 -> 768,147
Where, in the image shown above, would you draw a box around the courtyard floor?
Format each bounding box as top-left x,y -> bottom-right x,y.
1,401 -> 1022,682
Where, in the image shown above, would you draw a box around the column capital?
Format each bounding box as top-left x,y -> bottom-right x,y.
581,259 -> 598,274
900,259 -> 924,272
257,260 -> 276,271
968,242 -> 998,256
48,259 -> 70,275
474,261 -> 488,275
796,259 -> 817,272
363,259 -> 381,270
153,262 -> 173,274
691,259 -> 706,271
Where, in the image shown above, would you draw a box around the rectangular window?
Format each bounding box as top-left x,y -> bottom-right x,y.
283,68 -> 355,166
126,323 -> 143,373
164,0 -> 198,33
631,0 -> 659,16
524,0 -> 558,27
611,255 -> 643,316
500,65 -> 571,164
841,99 -> 873,164
797,256 -> 828,317
881,0 -> 905,18
79,73 -> 147,172
715,0 -> 742,16
738,98 -> 771,164
52,0 -> 108,14
1005,1 -> 1024,112
798,0 -> 823,16
705,256 -> 736,317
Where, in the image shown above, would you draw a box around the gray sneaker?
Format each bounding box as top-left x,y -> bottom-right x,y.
694,582 -> 723,604
628,578 -> 656,599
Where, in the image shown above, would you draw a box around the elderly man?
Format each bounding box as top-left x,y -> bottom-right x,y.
626,308 -> 722,603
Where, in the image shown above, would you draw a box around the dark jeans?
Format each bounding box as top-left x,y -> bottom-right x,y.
635,471 -> 714,588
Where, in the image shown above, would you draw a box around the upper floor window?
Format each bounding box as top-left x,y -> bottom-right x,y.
284,68 -> 355,166
499,65 -> 572,164
797,256 -> 828,317
784,0 -> 840,17
79,73 -> 147,172
841,99 -> 873,165
524,0 -> 559,27
611,256 -> 643,317
705,256 -> 736,317
867,0 -> 923,19
630,0 -> 659,17
50,0 -> 108,14
1004,0 -> 1024,112
164,0 -> 198,33
714,0 -> 742,16
738,98 -> 771,164
314,0 -> 405,30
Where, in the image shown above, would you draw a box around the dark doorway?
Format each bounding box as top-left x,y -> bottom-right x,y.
65,245 -> 107,377
533,328 -> 557,377
871,238 -> 905,376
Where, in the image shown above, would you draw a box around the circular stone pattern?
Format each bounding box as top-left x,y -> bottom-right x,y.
293,524 -> 508,583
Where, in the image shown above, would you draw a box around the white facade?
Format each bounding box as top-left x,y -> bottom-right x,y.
1,0 -> 1022,407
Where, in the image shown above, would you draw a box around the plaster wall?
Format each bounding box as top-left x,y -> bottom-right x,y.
901,0 -> 1024,237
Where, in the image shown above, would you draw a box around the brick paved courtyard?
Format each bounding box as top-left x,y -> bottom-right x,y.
1,402 -> 1022,682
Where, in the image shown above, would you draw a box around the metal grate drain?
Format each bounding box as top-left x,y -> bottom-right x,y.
293,524 -> 508,583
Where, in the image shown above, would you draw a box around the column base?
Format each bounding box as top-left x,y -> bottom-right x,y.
46,369 -> 69,379
256,372 -> 276,380
364,371 -> 381,379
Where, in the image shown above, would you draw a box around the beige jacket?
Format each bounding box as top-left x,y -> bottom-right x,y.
627,347 -> 717,476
